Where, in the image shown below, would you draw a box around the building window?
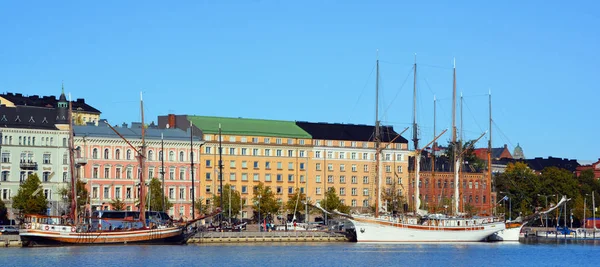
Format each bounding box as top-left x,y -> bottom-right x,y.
363,199 -> 369,207
169,188 -> 175,200
253,161 -> 259,168
93,167 -> 99,179
180,188 -> 185,200
1,152 -> 10,163
288,187 -> 293,194
230,160 -> 236,168
340,164 -> 345,171
339,152 -> 345,159
148,150 -> 153,161
1,171 -> 9,182
103,187 -> 110,199
363,188 -> 369,196
316,175 -> 321,183
362,153 -> 368,160
300,163 -> 305,170
351,188 -> 357,196
115,149 -> 120,160
126,168 -> 132,179
385,166 -> 391,173
363,176 -> 369,184
265,174 -> 271,182
242,161 -> 247,169
265,161 -> 271,169
299,150 -> 305,157
242,186 -> 248,194
180,169 -> 185,180
43,153 -> 51,164
241,173 -> 248,181
315,151 -> 321,158
265,149 -> 271,156
115,168 -> 121,179
44,189 -> 52,200
206,160 -> 211,167
351,176 -> 357,184
316,187 -> 322,195
241,148 -> 247,155
169,169 -> 175,180
92,148 -> 99,159
276,174 -> 283,182
115,187 -> 121,199
287,150 -> 293,157
205,147 -> 212,154
316,163 -> 321,171
205,172 -> 211,180
63,172 -> 68,182
328,175 -> 334,183
327,151 -> 333,159
127,149 -> 132,160
253,174 -> 259,181
179,151 -> 185,161
276,150 -> 282,157
288,174 -> 294,182
288,162 -> 294,170
363,165 -> 368,172
340,176 -> 346,183
230,173 -> 236,181
169,151 -> 175,161
104,167 -> 110,178
340,188 -> 345,196
229,148 -> 236,155
104,149 -> 110,159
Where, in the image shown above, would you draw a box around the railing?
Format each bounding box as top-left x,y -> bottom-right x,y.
20,161 -> 38,170
194,230 -> 346,239
75,157 -> 88,164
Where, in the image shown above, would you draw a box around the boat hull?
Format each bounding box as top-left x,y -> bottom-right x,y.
20,227 -> 186,247
350,218 -> 505,242
488,224 -> 524,242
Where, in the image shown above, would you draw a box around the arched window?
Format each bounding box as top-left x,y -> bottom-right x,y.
104,148 -> 110,159
92,148 -> 98,159
115,149 -> 121,160
158,151 -> 163,161
179,151 -> 184,162
169,151 -> 174,161
127,149 -> 132,160
76,146 -> 82,158
148,150 -> 154,161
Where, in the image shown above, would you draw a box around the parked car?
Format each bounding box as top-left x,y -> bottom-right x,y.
0,225 -> 19,235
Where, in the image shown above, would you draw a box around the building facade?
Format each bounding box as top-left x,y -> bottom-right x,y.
159,114 -> 410,218
0,91 -> 76,220
73,123 -> 202,220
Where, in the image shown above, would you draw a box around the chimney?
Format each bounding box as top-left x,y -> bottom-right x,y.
168,114 -> 176,129
504,144 -> 507,149
122,122 -> 128,128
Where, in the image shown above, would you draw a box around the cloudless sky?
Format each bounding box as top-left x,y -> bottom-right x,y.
1,1 -> 598,161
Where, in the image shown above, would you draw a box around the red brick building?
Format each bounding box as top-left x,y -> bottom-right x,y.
575,159 -> 600,179
473,144 -> 513,161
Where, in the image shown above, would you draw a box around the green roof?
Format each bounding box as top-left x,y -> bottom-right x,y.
188,115 -> 312,139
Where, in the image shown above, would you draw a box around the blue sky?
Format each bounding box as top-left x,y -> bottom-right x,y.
1,1 -> 598,161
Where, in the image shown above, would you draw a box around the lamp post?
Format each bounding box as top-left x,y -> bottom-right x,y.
257,195 -> 262,232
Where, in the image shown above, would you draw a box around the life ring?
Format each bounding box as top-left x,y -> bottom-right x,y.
71,227 -> 76,233
27,224 -> 31,229
44,225 -> 49,231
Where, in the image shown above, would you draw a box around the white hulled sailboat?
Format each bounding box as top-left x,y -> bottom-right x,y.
336,56 -> 505,242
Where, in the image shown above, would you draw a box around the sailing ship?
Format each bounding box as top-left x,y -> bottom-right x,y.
20,92 -> 218,246
336,56 -> 505,242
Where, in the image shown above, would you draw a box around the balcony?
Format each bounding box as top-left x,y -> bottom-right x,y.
75,157 -> 88,165
20,161 -> 38,170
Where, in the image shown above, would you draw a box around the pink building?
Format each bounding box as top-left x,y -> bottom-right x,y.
73,122 -> 203,220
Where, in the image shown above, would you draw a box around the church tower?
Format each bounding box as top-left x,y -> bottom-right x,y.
513,143 -> 525,160
56,83 -> 69,130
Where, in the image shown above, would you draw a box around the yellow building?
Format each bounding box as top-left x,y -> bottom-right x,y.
158,115 -> 409,218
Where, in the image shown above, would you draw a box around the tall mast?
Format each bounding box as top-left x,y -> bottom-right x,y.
452,59 -> 459,215
451,58 -> 457,154
460,92 -> 463,144
432,95 -> 436,182
67,91 -> 78,224
218,123 -> 223,219
139,92 -> 147,227
161,133 -> 165,212
412,54 -> 419,150
374,52 -> 381,218
190,121 -> 195,219
487,89 -> 492,215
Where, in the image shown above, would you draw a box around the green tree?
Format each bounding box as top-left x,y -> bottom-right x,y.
464,203 -> 479,217
58,179 -> 89,215
0,199 -> 9,224
251,182 -> 279,222
212,184 -> 241,220
322,187 -> 351,214
194,197 -> 209,216
443,139 -> 486,172
147,178 -> 172,211
12,174 -> 49,215
382,183 -> 406,214
110,198 -> 125,211
285,190 -> 314,221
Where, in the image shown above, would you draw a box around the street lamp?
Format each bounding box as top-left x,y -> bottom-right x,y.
584,193 -> 589,229
257,195 -> 262,232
